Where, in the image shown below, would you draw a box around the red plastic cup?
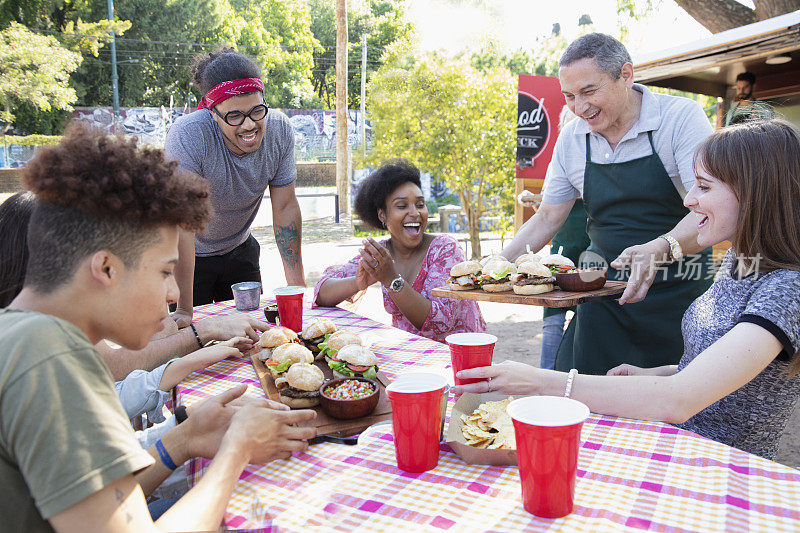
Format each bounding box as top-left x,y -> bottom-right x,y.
506,396 -> 590,518
274,286 -> 304,332
445,332 -> 497,385
386,373 -> 448,473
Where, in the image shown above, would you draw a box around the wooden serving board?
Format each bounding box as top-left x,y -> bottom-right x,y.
432,280 -> 627,307
249,350 -> 392,437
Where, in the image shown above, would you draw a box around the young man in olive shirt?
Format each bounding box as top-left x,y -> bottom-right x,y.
0,124 -> 315,531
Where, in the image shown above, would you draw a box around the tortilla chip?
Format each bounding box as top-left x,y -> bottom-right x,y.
461,397 -> 517,450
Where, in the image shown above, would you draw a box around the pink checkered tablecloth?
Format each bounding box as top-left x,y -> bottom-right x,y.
176,296 -> 800,531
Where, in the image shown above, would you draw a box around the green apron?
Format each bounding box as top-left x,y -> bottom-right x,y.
554,132 -> 713,375
543,199 -> 591,319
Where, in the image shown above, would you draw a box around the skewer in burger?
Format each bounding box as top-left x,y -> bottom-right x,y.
447,260 -> 482,291
300,318 -> 337,359
328,344 -> 379,380
479,258 -> 516,293
511,261 -> 556,295
540,250 -> 576,276
278,362 -> 325,408
514,251 -> 541,267
255,326 -> 300,361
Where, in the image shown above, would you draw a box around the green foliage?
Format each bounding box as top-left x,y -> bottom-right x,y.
365,52 -> 516,258
2,134 -> 62,146
0,23 -> 82,124
7,100 -> 71,135
308,0 -> 413,109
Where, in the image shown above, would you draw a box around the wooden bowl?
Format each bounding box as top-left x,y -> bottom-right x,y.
263,304 -> 279,323
319,377 -> 380,420
555,268 -> 607,292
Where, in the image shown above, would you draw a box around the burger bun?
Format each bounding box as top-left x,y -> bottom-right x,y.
513,283 -> 554,295
450,260 -> 481,277
482,281 -> 513,293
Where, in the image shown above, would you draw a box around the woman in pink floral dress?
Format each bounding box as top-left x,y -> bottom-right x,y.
314,160 -> 486,343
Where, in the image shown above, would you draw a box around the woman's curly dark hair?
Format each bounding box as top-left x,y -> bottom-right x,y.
191,45 -> 262,95
21,122 -> 213,293
354,159 -> 423,230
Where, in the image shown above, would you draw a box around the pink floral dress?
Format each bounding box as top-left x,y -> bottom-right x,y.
313,235 -> 486,343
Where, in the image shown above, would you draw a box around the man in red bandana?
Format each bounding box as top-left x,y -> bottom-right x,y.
165,47 -> 306,324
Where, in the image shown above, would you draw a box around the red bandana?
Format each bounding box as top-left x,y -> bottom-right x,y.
197,78 -> 265,110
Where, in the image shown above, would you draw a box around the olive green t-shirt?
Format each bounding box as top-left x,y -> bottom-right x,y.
0,309 -> 154,531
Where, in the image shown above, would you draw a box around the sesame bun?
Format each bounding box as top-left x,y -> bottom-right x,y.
258,326 -> 298,348
479,254 -> 508,267
336,345 -> 378,367
517,261 -> 552,278
450,260 -> 481,277
285,363 -> 325,391
540,253 -> 575,268
272,343 -> 314,365
515,252 -> 541,267
326,330 -> 362,353
301,318 -> 336,340
481,259 -> 514,276
513,283 -> 554,295
482,281 -> 513,292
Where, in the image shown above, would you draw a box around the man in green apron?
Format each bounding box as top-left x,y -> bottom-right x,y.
503,33 -> 714,375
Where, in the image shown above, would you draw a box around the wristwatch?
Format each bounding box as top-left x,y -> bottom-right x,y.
386,274 -> 405,293
659,234 -> 683,261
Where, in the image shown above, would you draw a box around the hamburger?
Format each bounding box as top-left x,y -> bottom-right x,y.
278,362 -> 325,408
319,330 -> 362,360
267,343 -> 315,388
514,251 -> 542,267
255,326 -> 300,361
511,261 -> 556,295
328,344 -> 379,380
300,318 -> 337,358
447,260 -> 482,291
478,258 -> 516,293
540,252 -> 576,276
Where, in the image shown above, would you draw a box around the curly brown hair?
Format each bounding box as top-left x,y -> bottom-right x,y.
22,122 -> 212,293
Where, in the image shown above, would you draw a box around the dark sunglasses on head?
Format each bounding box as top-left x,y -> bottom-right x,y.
213,103 -> 268,126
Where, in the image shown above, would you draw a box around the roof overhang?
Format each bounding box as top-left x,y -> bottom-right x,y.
633,11 -> 800,98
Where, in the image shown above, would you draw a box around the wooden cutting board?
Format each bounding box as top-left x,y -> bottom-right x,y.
432,280 -> 627,307
249,350 -> 392,437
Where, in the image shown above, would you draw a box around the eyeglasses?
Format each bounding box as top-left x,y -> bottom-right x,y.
213,103 -> 268,126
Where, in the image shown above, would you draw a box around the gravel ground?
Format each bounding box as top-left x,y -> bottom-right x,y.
252,216 -> 800,469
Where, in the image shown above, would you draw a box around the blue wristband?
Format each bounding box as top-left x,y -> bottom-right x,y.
155,439 -> 178,470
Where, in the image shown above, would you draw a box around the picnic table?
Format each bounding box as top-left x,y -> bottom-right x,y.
176,296 -> 800,531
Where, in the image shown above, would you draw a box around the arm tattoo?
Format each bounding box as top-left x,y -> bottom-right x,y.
114,488 -> 133,523
275,221 -> 301,267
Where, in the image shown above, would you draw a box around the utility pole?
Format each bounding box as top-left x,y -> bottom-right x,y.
107,0 -> 120,132
360,34 -> 367,157
335,0 -> 349,217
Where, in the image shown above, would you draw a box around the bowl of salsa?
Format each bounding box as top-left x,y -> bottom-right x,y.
319,377 -> 379,419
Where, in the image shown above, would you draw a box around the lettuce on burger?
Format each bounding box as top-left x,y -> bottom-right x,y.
328,344 -> 378,380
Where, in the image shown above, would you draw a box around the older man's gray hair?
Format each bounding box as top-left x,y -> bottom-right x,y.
559,33 -> 632,80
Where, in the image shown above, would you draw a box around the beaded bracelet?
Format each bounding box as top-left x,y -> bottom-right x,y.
564,368 -> 578,398
189,323 -> 203,350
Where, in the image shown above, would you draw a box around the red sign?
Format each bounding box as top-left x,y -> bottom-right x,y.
516,75 -> 565,180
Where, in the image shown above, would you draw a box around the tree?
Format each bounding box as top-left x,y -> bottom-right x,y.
366,49 -> 516,258
309,0 -> 413,108
618,0 -> 800,34
0,23 -> 82,129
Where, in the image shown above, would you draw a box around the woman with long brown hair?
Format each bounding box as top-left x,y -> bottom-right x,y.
454,119 -> 800,460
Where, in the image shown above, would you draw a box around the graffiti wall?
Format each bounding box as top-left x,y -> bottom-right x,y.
1,107 -> 370,167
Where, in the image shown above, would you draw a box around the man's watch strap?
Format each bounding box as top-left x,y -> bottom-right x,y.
660,234 -> 683,261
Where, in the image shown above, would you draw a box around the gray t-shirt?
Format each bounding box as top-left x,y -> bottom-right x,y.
678,250 -> 800,459
165,108 -> 297,256
542,84 -> 713,204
